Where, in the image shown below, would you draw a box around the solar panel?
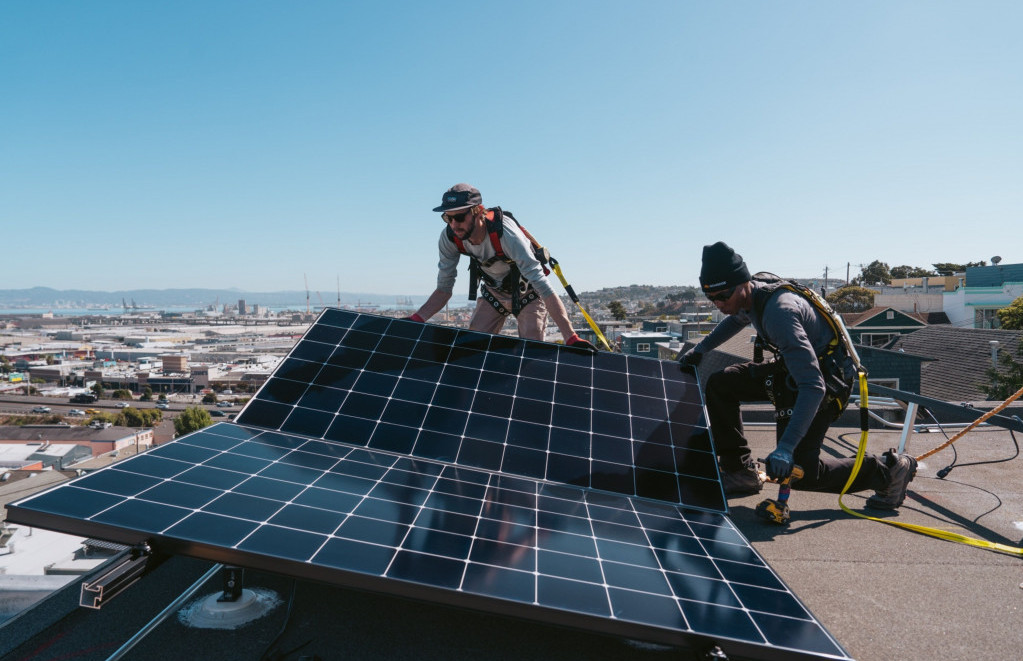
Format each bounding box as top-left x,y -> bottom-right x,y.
237,309 -> 723,512
6,310 -> 851,660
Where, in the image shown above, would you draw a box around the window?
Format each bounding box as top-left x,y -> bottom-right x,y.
976,308 -> 1001,329
860,333 -> 898,347
636,343 -> 651,353
886,311 -> 895,320
867,378 -> 900,390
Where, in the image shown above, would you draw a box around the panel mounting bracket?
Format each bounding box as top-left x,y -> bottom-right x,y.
79,542 -> 158,609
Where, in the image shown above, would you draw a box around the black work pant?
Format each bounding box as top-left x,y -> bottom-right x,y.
705,361 -> 887,493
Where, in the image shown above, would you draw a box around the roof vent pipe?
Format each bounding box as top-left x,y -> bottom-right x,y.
990,340 -> 1000,368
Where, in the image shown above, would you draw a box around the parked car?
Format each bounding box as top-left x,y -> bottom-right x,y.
68,409 -> 86,416
31,406 -> 51,413
89,421 -> 112,429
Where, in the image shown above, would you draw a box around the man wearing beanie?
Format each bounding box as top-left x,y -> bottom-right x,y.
678,242 -> 917,509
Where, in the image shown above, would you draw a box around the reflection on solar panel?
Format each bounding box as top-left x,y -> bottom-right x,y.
7,310 -> 851,660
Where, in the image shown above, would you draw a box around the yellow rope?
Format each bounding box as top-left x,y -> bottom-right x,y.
914,384 -> 1023,462
837,373 -> 1023,557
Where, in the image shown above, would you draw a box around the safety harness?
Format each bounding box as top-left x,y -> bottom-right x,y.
446,207 -> 546,317
749,272 -> 858,421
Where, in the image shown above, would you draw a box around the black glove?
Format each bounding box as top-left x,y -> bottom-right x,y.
765,446 -> 795,481
567,335 -> 598,352
678,348 -> 703,372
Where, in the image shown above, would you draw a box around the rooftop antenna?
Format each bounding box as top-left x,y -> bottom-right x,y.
337,275 -> 341,308
991,256 -> 1002,264
304,274 -> 310,315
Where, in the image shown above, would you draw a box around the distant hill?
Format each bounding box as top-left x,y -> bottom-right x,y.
0,287 -> 427,310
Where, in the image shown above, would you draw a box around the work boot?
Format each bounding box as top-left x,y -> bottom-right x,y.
720,464 -> 763,495
865,449 -> 918,510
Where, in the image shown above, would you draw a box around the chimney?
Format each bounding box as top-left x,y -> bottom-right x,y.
990,340 -> 1000,367
922,277 -> 929,293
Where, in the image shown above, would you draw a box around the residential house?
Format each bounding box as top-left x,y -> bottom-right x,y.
840,306 -> 949,347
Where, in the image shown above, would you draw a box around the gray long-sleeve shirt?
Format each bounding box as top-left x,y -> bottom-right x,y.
695,281 -> 835,451
435,213 -> 556,299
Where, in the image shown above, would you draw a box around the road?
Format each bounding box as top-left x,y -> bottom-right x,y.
0,394 -> 239,420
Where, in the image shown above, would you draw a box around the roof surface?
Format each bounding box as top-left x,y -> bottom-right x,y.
888,326 -> 1023,402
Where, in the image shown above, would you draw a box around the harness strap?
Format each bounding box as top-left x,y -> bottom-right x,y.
480,285 -> 539,318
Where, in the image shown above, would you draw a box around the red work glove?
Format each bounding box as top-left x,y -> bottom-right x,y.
566,334 -> 597,352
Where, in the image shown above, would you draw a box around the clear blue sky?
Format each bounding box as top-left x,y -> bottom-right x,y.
3,1 -> 1021,296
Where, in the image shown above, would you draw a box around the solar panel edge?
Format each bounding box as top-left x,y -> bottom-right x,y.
2,504 -> 847,661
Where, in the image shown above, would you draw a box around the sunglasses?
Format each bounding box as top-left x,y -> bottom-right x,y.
442,209 -> 473,224
706,286 -> 736,303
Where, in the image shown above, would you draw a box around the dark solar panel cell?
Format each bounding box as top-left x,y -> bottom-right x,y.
258,377 -> 308,405
516,376 -> 554,402
268,504 -> 347,535
311,365 -> 361,390
141,481 -> 220,510
550,403 -> 589,431
305,323 -> 346,345
326,347 -> 372,370
281,408 -> 334,438
166,512 -> 258,547
276,358 -> 322,383
291,339 -> 335,363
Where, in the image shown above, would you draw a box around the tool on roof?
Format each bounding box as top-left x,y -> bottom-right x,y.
755,464 -> 804,525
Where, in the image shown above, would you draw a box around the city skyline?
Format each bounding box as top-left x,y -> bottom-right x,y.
3,2 -> 1021,294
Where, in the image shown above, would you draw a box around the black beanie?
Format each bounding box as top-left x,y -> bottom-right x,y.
699,241 -> 751,292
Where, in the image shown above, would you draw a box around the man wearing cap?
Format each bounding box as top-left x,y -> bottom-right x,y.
678,241 -> 917,509
410,183 -> 595,349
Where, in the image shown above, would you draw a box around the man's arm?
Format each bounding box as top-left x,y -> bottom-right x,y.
412,231 -> 460,321
412,288 -> 453,322
543,292 -> 580,343
761,298 -> 827,478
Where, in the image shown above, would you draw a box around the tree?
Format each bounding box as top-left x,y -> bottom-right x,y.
607,301 -> 627,321
855,260 -> 891,286
979,338 -> 1023,400
202,392 -> 218,404
91,383 -> 105,398
174,406 -> 213,436
120,408 -> 162,427
996,296 -> 1023,330
140,386 -> 153,402
827,285 -> 876,313
111,388 -> 134,400
890,265 -> 937,279
932,261 -> 986,276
